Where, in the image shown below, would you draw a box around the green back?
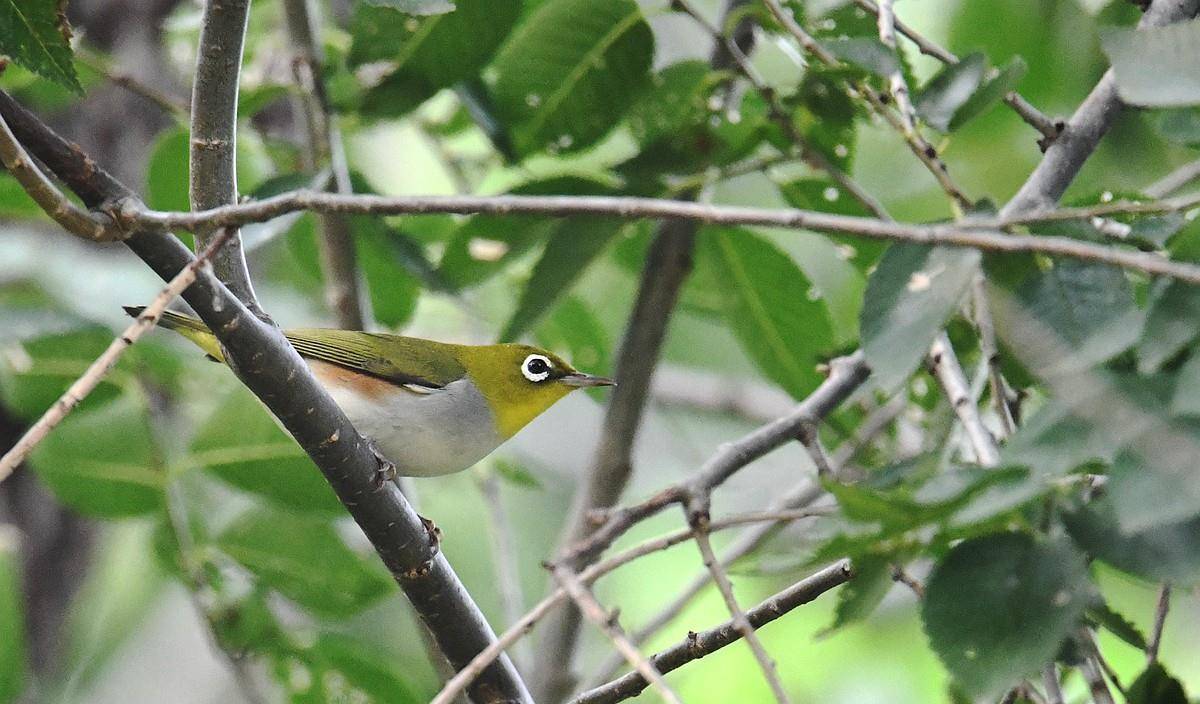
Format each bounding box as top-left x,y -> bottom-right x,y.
284,329 -> 468,388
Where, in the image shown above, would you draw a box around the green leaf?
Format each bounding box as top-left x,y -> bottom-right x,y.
352,0 -> 521,119
915,53 -> 986,132
1137,279 -> 1200,373
821,554 -> 893,634
1101,21 -> 1200,107
500,218 -> 624,341
28,396 -> 165,517
188,386 -> 343,516
0,537 -> 26,703
218,509 -> 393,619
1126,663 -> 1189,704
535,296 -> 612,380
0,328 -> 127,419
947,57 -> 1027,132
355,217 -> 421,328
1170,351 -> 1200,416
922,533 -> 1092,700
284,633 -> 421,704
822,37 -> 899,79
1148,107 -> 1200,147
626,61 -> 716,146
699,227 -> 834,399
860,244 -> 980,392
1064,481 -> 1200,585
492,457 -> 543,490
360,0 -> 455,14
0,0 -> 81,92
1085,601 -> 1147,651
491,0 -> 653,157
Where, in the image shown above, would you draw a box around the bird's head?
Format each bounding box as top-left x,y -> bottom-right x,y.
458,344 -> 614,438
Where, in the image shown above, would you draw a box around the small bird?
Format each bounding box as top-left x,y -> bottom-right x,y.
126,308 -> 614,477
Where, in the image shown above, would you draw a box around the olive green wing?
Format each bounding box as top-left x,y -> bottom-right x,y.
284,329 -> 467,389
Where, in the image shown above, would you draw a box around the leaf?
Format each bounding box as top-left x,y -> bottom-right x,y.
491,0 -> 654,157
822,37 -> 899,79
0,328 -> 128,420
1126,663 -> 1189,704
1148,107 -> 1200,146
0,537 -> 26,703
492,458 -> 543,490
352,0 -> 521,118
1064,478 -> 1200,585
626,61 -> 715,146
500,218 -> 624,341
821,554 -> 893,634
217,509 -> 393,618
922,533 -> 1092,700
1136,279 -> 1200,373
284,633 -> 421,704
1101,21 -> 1200,107
860,244 -> 980,392
535,296 -> 612,379
188,386 -> 343,516
360,0 -> 455,14
915,53 -> 986,132
700,227 -> 834,399
1170,351 -> 1200,416
28,396 -> 165,517
947,57 -> 1027,131
355,217 -> 421,328
0,0 -> 81,92
1085,601 -> 1147,651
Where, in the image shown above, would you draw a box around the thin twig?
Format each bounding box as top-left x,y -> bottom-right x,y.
928,333 -> 1001,467
552,565 -> 685,704
1146,583 -> 1171,664
993,190 -> 1200,224
75,47 -> 189,118
283,0 -> 365,330
474,470 -> 531,669
573,561 -> 854,704
851,0 -> 1059,142
0,227 -> 235,483
972,277 -> 1015,438
0,112 -> 116,241
1042,664 -> 1064,704
876,0 -> 919,137
691,520 -> 792,703
119,192 -> 1200,285
1146,160 -> 1200,198
1078,630 -> 1119,704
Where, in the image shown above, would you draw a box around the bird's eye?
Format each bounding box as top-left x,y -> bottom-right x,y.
521,354 -> 553,382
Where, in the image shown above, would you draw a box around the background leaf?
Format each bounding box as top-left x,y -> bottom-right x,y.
0,537 -> 25,703
1101,21 -> 1200,107
0,0 -> 81,92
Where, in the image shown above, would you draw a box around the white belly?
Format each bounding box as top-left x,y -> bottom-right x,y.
313,363 -> 504,477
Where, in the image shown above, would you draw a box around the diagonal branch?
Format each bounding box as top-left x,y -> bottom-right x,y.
0,91 -> 532,704
0,227 -> 235,483
572,561 -> 854,704
928,333 -> 1000,466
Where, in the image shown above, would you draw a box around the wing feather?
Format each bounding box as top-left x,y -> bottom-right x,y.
284,329 -> 466,390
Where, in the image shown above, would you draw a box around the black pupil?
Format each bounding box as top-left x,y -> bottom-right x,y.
528,358 -> 549,375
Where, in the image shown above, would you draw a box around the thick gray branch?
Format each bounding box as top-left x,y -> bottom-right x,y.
189,0 -> 263,314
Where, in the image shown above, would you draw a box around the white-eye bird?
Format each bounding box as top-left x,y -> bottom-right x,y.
127,308 -> 614,476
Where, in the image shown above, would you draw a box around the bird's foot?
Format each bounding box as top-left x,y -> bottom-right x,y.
368,441 -> 398,491
420,514 -> 441,557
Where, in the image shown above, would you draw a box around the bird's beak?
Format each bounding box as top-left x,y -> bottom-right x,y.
559,372 -> 616,388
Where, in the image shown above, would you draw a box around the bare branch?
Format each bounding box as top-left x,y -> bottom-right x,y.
0,112 -> 116,241
475,470 -> 531,668
282,0 -> 365,330
851,0 -> 1060,143
1146,160 -> 1200,198
572,561 -> 854,704
994,190 -> 1200,224
75,47 -> 190,118
0,91 -> 532,704
189,0 -> 263,315
0,227 -> 234,483
972,277 -> 1015,437
1078,643 -> 1117,704
691,521 -> 792,703
876,0 -> 919,138
1042,665 -> 1064,704
119,192 -> 1200,285
1146,583 -> 1171,664
929,333 -> 1001,467
552,565 -> 685,704
1000,0 -> 1200,216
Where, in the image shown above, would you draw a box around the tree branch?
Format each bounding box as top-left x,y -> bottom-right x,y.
1146,583 -> 1170,664
928,333 -> 1001,466
189,0 -> 263,315
572,561 -> 854,704
1000,0 -> 1200,216
0,91 -> 532,704
0,227 -> 234,482
116,192 -> 1200,285
282,0 -> 365,330
1146,159 -> 1200,198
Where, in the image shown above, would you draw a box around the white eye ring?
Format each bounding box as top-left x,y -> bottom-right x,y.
521,354 -> 553,382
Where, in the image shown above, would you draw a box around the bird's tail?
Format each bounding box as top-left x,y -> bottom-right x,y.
122,306 -> 225,362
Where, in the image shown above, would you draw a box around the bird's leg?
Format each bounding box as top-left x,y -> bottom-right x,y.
368,440 -> 398,491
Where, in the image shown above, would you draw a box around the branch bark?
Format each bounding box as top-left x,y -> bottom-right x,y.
0,91 -> 531,704
571,561 -> 854,704
188,0 -> 263,315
